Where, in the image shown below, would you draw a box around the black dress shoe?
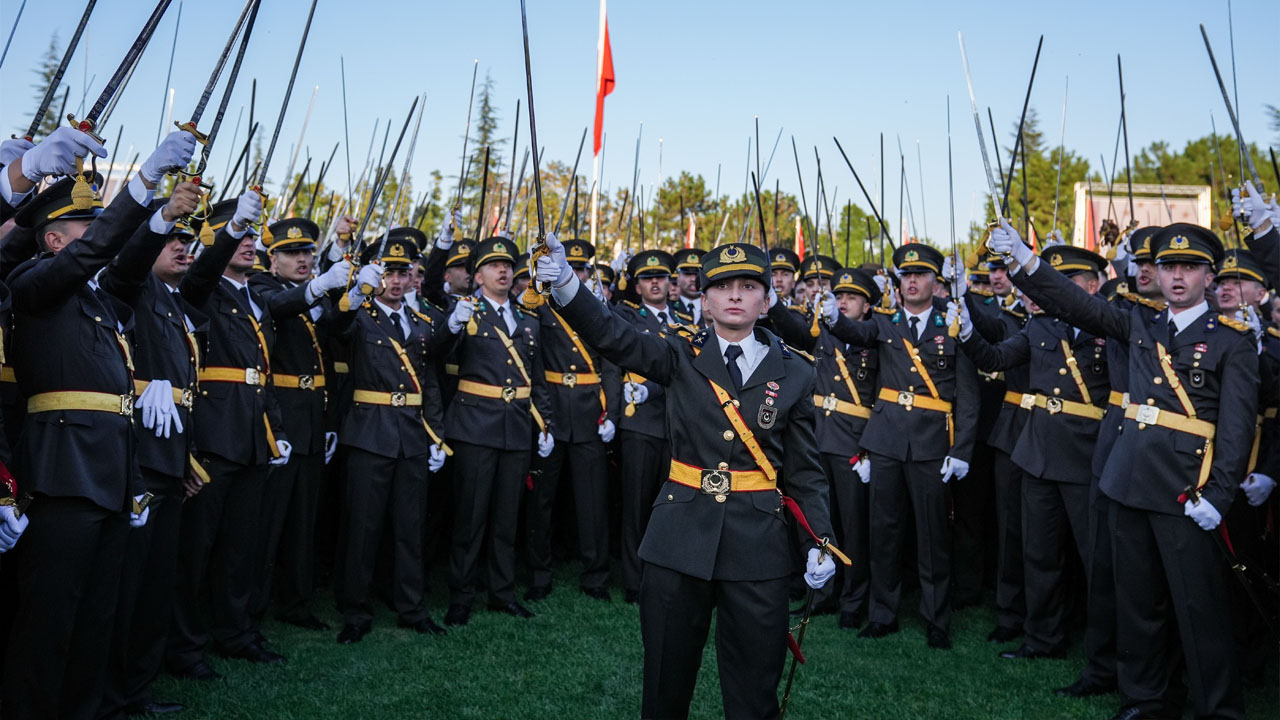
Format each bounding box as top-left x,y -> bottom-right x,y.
1054,677 -> 1116,698
581,586 -> 611,602
987,625 -> 1023,643
857,620 -> 899,639
1107,707 -> 1157,720
399,617 -> 447,636
278,613 -> 331,631
337,623 -> 371,644
124,700 -> 185,716
489,601 -> 535,619
444,604 -> 471,627
998,643 -> 1065,660
926,624 -> 951,650
524,584 -> 552,601
223,641 -> 285,664
624,589 -> 640,605
169,661 -> 221,681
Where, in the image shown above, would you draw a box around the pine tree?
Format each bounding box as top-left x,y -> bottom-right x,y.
25,32 -> 63,139
463,71 -> 506,238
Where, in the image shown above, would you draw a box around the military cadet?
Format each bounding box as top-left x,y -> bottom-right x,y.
439,236 -> 554,626
98,182 -> 209,719
251,218 -> 350,632
334,235 -> 449,643
991,220 -> 1258,719
613,249 -> 678,604
3,129 -> 195,720
168,190 -> 291,678
769,247 -> 801,302
800,253 -> 839,300
951,245 -> 1112,663
767,267 -> 882,629
423,235 -> 476,308
512,254 -> 532,300
672,248 -> 706,325
595,261 -> 615,303
0,126 -> 107,225
1235,180 -> 1279,289
535,234 -> 840,719
823,243 -> 980,649
525,239 -> 620,602
968,259 -> 992,295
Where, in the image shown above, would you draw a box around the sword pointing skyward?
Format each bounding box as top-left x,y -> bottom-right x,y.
957,31 -> 1010,262
1200,24 -> 1265,193
69,0 -> 174,143
20,0 -> 96,140
520,0 -> 551,306
253,0 -> 319,201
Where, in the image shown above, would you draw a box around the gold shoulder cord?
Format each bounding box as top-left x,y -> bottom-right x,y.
1059,339 -> 1093,405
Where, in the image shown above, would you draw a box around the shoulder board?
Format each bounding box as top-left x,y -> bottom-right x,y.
673,325 -> 697,340
1267,326 -> 1280,339
1119,290 -> 1167,312
691,329 -> 711,348
622,300 -> 641,310
783,344 -> 814,363
1002,305 -> 1026,318
873,306 -> 895,315
1216,314 -> 1250,333
787,304 -> 809,313
410,308 -> 432,324
970,287 -> 994,298
673,310 -> 695,323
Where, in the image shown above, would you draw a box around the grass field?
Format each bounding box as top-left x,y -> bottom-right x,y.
153,565 -> 1278,719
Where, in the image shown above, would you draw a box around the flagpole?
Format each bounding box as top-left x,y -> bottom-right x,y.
589,0 -> 607,250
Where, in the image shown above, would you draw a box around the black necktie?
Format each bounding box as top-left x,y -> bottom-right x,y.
658,311 -> 668,326
909,316 -> 920,340
1167,320 -> 1177,348
725,344 -> 744,392
240,286 -> 255,316
388,312 -> 405,343
497,306 -> 509,333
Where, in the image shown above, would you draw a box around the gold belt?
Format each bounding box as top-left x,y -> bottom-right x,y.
813,394 -> 871,419
1123,403 -> 1216,439
444,363 -> 459,376
352,389 -> 422,407
457,379 -> 530,402
878,387 -> 952,413
0,366 -> 14,383
1003,390 -> 1027,407
272,373 -> 326,390
667,458 -> 775,496
133,380 -> 195,408
545,370 -> 600,388
332,361 -> 350,374
1108,390 -> 1130,409
1030,393 -> 1104,421
28,391 -> 134,417
198,366 -> 267,386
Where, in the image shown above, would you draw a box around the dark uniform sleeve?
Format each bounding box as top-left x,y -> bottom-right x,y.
179,225 -> 242,308
1201,331 -> 1261,515
551,282 -> 680,386
829,313 -> 882,347
1013,262 -> 1131,342
528,322 -> 554,436
1244,226 -> 1279,290
950,345 -> 981,463
959,325 -> 1031,373
99,218 -> 170,305
766,302 -> 818,351
0,224 -> 38,281
422,243 -> 450,309
780,363 -> 833,541
965,294 -> 1010,342
601,358 -> 622,425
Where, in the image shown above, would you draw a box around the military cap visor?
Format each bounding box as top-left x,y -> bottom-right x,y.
471,237 -> 517,270
676,248 -> 706,270
628,250 -> 675,278
699,243 -> 768,290
595,262 -> 616,284
562,239 -> 595,266
768,248 -> 801,272
833,268 -> 882,305
445,241 -> 474,268
360,238 -> 420,267
893,244 -> 943,275
1128,226 -> 1160,261
1152,223 -> 1222,266
1216,249 -> 1268,287
513,255 -> 530,279
1040,246 -> 1106,276
266,218 -> 320,253
800,255 -> 839,280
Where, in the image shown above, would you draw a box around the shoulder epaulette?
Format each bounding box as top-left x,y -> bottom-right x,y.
787,304 -> 809,314
969,287 -> 994,298
1217,314 -> 1250,333
691,329 -> 710,348
622,300 -> 641,310
1267,326 -> 1280,339
1002,305 -> 1026,319
873,306 -> 896,315
1118,289 -> 1167,312
784,344 -> 814,364
410,308 -> 432,324
673,325 -> 697,340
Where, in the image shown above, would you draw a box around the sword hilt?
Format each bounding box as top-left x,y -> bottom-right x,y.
174,120 -> 210,146
66,113 -> 103,144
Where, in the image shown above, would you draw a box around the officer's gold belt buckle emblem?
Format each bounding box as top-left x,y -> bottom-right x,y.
180,388 -> 194,408
821,395 -> 838,412
1135,405 -> 1160,425
700,468 -> 731,497
562,372 -> 577,388
298,374 -> 315,391
1020,393 -> 1036,410
896,390 -> 915,410
501,386 -> 518,402
1045,397 -> 1063,415
391,391 -> 407,407
120,395 -> 135,417
244,368 -> 261,385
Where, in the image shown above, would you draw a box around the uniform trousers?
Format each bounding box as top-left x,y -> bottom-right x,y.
257,451 -> 324,621
526,437 -> 610,590
449,440 -> 529,607
640,563 -> 789,720
820,452 -> 869,615
867,452 -> 951,631
3,496 -> 127,720
619,432 -> 669,595
340,447 -> 428,627
1080,483 -> 1117,685
1020,475 -> 1089,652
991,449 -> 1026,631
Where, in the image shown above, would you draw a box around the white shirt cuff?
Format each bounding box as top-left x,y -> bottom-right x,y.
551,273 -> 581,306
148,209 -> 176,234
0,166 -> 29,207
326,241 -> 345,263
127,174 -> 156,206
226,222 -> 249,240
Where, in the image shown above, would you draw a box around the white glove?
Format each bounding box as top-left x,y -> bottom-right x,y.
428,444 -> 447,473
310,259 -> 351,297
353,262 -> 383,296
534,231 -> 573,288
952,261 -> 968,299
140,130 -> 198,184
435,209 -> 463,249
988,218 -> 1036,268
0,138 -> 34,167
137,379 -> 184,438
129,495 -> 151,528
1235,305 -> 1263,342
0,505 -> 29,552
610,253 -> 629,274
1243,473 -> 1276,507
945,301 -> 973,341
233,189 -> 263,228
803,547 -> 837,590
1266,194 -> 1280,226
324,432 -> 338,465
1044,228 -> 1066,247
623,381 -> 649,406
537,431 -> 555,458
767,287 -> 779,310
941,255 -> 957,284
19,126 -> 107,182
1183,497 -> 1222,530
820,290 -> 838,325
940,456 -> 970,484
448,297 -> 475,334
1233,181 -> 1271,228
854,455 -> 870,484
597,419 -> 616,443
271,439 -> 293,466
872,274 -> 896,309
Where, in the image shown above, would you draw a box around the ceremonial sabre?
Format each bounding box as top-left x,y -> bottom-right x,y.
520,0 -> 550,306
957,31 -> 1008,261
1200,24 -> 1265,193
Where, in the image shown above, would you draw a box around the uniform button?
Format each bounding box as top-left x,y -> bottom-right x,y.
569,364 -> 577,371
1153,377 -> 1163,385
1195,448 -> 1203,456
908,385 -> 915,392
1147,399 -> 1156,405
399,384 -> 405,390
718,462 -> 728,470
667,494 -> 674,501
1193,352 -> 1202,359
1058,368 -> 1068,375
506,378 -> 513,384
1053,388 -> 1061,395
506,359 -> 513,365
833,375 -> 842,381
231,309 -> 238,314
1192,362 -> 1200,368
256,388 -> 262,394
715,494 -> 727,503
483,332 -> 489,337
1039,342 -> 1045,347
94,316 -> 102,321
723,430 -> 735,441
910,367 -> 918,373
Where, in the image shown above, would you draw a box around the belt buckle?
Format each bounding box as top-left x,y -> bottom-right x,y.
391,391 -> 407,408
180,388 -> 194,408
1121,392 -> 1131,409
700,468 -> 731,496
1135,405 -> 1160,425
1020,393 -> 1036,410
1045,397 -> 1063,415
245,368 -> 261,386
822,395 -> 838,412
896,390 -> 915,410
120,394 -> 134,417
562,372 -> 577,388
501,386 -> 517,403
298,374 -> 315,391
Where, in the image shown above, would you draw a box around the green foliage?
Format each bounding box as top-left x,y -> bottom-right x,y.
24,33 -> 64,140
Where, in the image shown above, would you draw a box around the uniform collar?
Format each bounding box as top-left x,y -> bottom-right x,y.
1168,300 -> 1209,334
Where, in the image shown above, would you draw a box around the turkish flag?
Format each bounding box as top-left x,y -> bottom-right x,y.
685,215 -> 696,248
795,217 -> 805,260
593,3 -> 615,157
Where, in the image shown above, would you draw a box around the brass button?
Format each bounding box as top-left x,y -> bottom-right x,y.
1192,362 -> 1199,368
94,316 -> 102,322
833,375 -> 842,381
715,494 -> 727,503
909,367 -> 918,373
1153,377 -> 1163,385
717,462 -> 729,470
570,364 -> 577,371
1195,448 -> 1203,456
1058,368 -> 1068,376
723,430 -> 735,441
667,494 -> 674,501
398,384 -> 405,390
1138,422 -> 1147,429
1053,388 -> 1061,396
506,359 -> 513,365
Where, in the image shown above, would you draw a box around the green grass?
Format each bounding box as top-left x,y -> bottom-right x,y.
154,566 -> 1278,719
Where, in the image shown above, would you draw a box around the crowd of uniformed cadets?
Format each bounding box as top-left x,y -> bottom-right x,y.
0,120 -> 1275,720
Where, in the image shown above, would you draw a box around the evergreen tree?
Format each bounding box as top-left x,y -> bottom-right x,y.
25,33 -> 63,140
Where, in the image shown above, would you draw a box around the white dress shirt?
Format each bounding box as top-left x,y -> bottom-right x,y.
716,331 -> 768,386
374,298 -> 410,338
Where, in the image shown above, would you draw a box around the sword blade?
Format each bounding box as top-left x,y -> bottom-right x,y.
1199,24 -> 1264,192
554,126 -> 589,234
26,0 -> 97,138
83,0 -> 174,129
187,0 -> 255,127
957,31 -> 1003,217
258,0 -> 319,187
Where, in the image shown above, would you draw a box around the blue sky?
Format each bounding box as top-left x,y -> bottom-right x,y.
1,0 -> 1276,242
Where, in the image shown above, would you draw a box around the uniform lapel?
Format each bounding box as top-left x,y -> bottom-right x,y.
691,332 -> 738,395
740,334 -> 784,393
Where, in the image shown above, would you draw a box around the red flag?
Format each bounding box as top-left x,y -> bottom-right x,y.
795,217 -> 805,260
685,215 -> 696,248
593,2 -> 615,157
1028,224 -> 1038,253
